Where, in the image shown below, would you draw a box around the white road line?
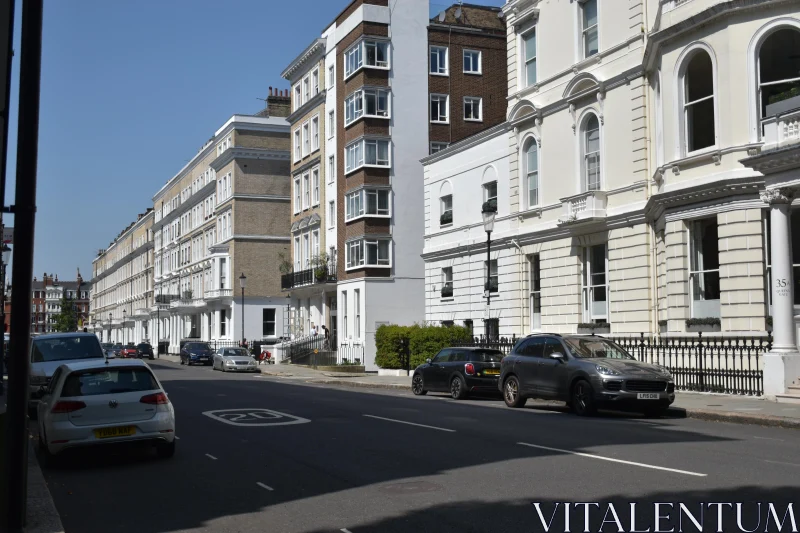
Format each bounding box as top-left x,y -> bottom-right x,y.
363,414 -> 456,432
256,482 -> 274,491
517,442 -> 707,477
341,529 -> 354,533
205,453 -> 218,460
764,459 -> 800,468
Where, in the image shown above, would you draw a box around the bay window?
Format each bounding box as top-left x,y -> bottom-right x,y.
346,238 -> 391,269
689,218 -> 720,318
344,39 -> 390,78
345,88 -> 390,125
345,138 -> 390,173
345,189 -> 390,220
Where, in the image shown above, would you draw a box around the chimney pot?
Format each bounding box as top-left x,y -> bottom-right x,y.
269,86 -> 273,96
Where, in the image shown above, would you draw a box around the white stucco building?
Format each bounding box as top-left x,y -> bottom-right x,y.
422,0 -> 800,397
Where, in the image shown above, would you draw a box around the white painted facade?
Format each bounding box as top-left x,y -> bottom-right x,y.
422,0 -> 800,395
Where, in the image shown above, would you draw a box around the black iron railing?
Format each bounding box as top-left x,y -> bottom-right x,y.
452,335 -> 518,355
281,260 -> 338,290
609,333 -> 769,396
286,334 -> 364,367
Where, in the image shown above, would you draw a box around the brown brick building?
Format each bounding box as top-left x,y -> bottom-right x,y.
428,3 -> 508,153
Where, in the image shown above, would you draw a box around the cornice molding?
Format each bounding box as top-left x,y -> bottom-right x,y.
210,147 -> 291,172
281,38 -> 326,81
740,143 -> 800,175
760,187 -> 795,205
644,174 -> 765,221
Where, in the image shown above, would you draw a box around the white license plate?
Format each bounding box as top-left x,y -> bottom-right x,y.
637,393 -> 660,400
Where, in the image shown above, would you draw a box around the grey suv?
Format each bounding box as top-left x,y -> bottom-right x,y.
499,334 -> 675,417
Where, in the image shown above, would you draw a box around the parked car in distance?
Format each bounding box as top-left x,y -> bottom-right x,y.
35,358 -> 175,465
137,343 -> 155,360
411,347 -> 504,400
213,347 -> 259,372
101,343 -> 113,355
109,343 -> 123,358
499,334 -> 675,417
180,342 -> 214,366
29,333 -> 108,418
120,343 -> 139,359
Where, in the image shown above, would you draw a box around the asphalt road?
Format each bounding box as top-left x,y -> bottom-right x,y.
36,361 -> 800,533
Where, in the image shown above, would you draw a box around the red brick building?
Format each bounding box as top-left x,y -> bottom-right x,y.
428,3 -> 508,154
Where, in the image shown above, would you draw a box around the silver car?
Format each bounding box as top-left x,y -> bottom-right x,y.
36,359 -> 175,464
29,333 -> 107,418
212,347 -> 259,372
499,334 -> 675,417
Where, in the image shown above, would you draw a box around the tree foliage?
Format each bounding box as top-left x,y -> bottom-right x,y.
53,296 -> 78,332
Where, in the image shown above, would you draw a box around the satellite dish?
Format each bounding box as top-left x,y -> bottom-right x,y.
455,7 -> 462,19
438,11 -> 446,22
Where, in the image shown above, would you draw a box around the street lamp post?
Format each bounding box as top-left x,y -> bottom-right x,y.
109,312 -> 112,343
239,273 -> 247,346
122,309 -> 126,345
482,203 -> 497,339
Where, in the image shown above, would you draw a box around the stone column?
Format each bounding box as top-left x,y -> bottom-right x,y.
761,188 -> 800,396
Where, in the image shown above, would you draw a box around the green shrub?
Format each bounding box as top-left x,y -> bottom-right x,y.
375,323 -> 472,369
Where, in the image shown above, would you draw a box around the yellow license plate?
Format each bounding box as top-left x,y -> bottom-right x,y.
94,426 -> 136,439
483,369 -> 500,375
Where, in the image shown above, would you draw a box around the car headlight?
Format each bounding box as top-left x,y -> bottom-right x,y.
595,365 -> 620,376
657,366 -> 672,378
225,360 -> 234,365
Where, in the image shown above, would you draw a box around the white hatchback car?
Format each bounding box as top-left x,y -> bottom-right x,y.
36,359 -> 175,464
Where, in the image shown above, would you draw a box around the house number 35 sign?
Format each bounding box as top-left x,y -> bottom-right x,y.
776,278 -> 791,298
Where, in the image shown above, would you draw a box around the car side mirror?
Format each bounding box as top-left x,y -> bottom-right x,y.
550,352 -> 565,362
426,358 -> 432,365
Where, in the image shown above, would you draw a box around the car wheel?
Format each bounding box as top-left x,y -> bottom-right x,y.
157,440 -> 176,459
503,376 -> 526,408
571,379 -> 597,416
450,375 -> 468,400
411,373 -> 427,396
642,406 -> 667,418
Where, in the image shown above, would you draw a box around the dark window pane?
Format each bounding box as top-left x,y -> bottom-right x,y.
687,98 -> 715,151
686,52 -> 713,102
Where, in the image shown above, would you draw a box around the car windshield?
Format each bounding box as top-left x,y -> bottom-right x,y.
31,337 -> 105,363
563,338 -> 634,360
61,367 -> 160,396
187,343 -> 211,351
112,344 -> 122,349
221,348 -> 249,357
137,344 -> 150,349
471,350 -> 503,362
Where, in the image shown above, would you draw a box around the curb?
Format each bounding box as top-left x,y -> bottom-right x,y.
670,407 -> 800,429
306,379 -> 411,391
26,438 -> 65,533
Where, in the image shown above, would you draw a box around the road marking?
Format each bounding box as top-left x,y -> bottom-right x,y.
203,408 -> 311,427
363,414 -> 456,433
517,442 -> 707,477
733,408 -> 763,411
341,529 -> 354,533
205,454 -> 218,460
764,459 -> 800,468
256,482 -> 274,491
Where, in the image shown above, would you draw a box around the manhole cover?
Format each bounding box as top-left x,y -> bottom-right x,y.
378,481 -> 443,495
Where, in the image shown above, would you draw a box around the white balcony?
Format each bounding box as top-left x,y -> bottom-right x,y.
204,288 -> 233,301
133,308 -> 150,318
558,190 -> 608,225
170,298 -> 206,310
762,107 -> 800,152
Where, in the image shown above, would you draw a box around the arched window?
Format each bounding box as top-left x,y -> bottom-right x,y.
758,28 -> 800,136
523,138 -> 539,207
581,114 -> 601,192
682,49 -> 715,153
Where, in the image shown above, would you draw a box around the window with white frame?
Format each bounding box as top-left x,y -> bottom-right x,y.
524,138 -> 539,207
294,177 -> 301,213
294,129 -> 301,161
345,189 -> 390,220
342,291 -> 348,338
464,97 -> 482,121
294,84 -> 301,111
312,229 -> 320,258
302,76 -> 309,103
758,29 -> 800,136
689,218 -> 720,318
262,308 -> 276,337
328,201 -> 336,228
485,259 -> 498,293
582,244 -> 607,323
682,50 -> 716,153
346,238 -> 391,269
463,49 -> 481,74
441,267 -> 453,298
294,237 -> 301,270
303,233 -> 310,267
302,172 -> 310,209
483,181 -> 497,210
430,94 -> 449,123
302,121 -> 310,156
328,110 -> 335,138
311,116 -> 319,151
312,168 -> 320,206
328,64 -> 335,89
580,0 -> 598,59
312,68 -> 319,96
345,88 -> 390,125
430,45 -> 448,75
430,142 -> 449,154
344,138 -> 390,173
440,194 -> 452,226
328,155 -> 335,183
523,29 -> 537,87
354,289 -> 361,339
529,254 -> 541,331
581,114 -> 601,191
344,40 -> 390,78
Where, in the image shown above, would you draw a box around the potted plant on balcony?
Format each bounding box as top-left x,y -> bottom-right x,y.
766,85 -> 800,117
577,322 -> 611,334
685,317 -> 721,333
311,252 -> 330,282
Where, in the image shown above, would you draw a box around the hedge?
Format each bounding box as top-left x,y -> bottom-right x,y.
375,323 -> 472,369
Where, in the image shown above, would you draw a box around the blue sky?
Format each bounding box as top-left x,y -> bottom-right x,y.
3,0 -> 505,282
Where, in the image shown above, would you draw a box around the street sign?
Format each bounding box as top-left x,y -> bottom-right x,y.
2,226 -> 11,244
